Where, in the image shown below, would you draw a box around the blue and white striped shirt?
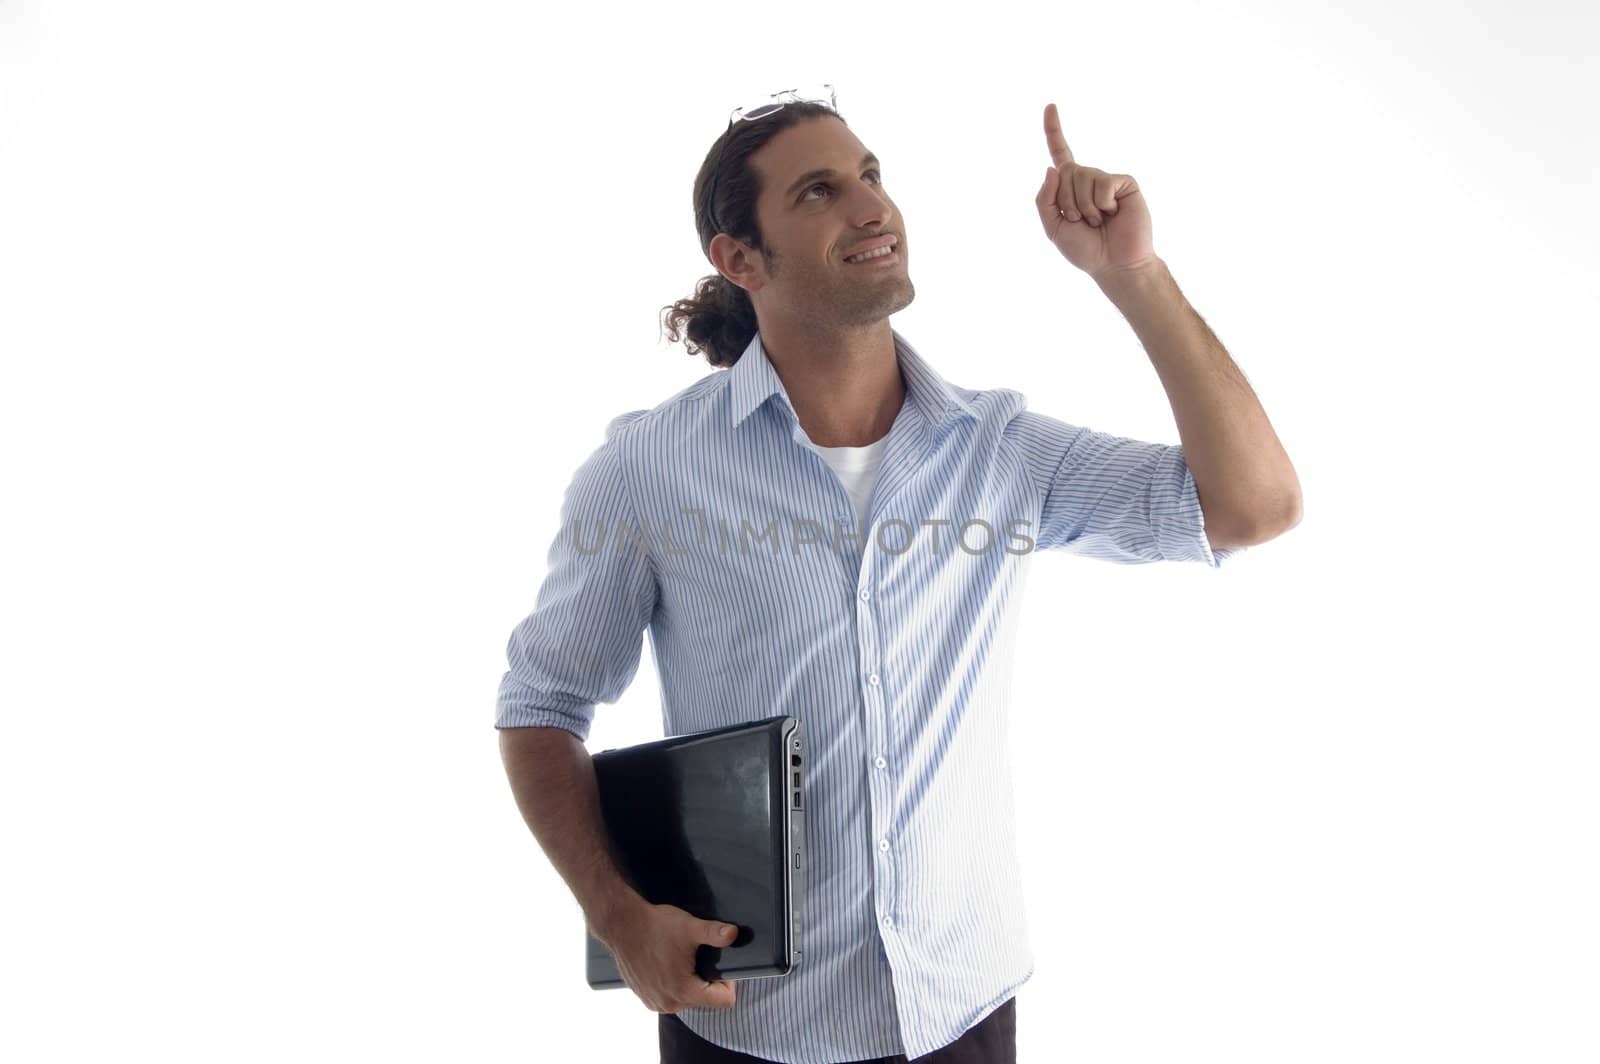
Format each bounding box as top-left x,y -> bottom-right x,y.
497,328 -> 1242,1063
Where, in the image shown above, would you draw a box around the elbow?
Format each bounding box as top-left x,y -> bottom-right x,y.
1250,487 -> 1303,544
1273,479 -> 1304,533
1209,487 -> 1302,550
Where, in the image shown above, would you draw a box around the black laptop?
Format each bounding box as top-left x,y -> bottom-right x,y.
585,715 -> 805,988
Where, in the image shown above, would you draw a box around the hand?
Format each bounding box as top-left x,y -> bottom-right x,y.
1033,102 -> 1156,280
596,898 -> 740,1014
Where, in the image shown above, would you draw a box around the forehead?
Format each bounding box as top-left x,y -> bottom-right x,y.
752,116 -> 869,199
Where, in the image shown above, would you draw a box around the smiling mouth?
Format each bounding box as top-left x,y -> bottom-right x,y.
844,247 -> 900,265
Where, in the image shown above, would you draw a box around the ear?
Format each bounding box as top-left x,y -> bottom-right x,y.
710,233 -> 764,294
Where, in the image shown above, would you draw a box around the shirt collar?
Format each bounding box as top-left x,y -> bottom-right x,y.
728,327 -> 978,433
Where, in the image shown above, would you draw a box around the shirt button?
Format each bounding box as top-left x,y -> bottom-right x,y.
883,916 -> 894,929
867,674 -> 880,686
859,588 -> 870,601
874,756 -> 886,769
878,838 -> 890,852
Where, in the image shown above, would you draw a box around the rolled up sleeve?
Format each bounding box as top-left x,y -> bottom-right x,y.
495,413 -> 658,741
1006,409 -> 1245,568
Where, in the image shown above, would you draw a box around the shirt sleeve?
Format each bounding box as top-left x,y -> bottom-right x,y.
495,413 -> 658,741
1005,409 -> 1245,568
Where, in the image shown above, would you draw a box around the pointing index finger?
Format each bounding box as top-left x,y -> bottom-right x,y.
1043,102 -> 1075,168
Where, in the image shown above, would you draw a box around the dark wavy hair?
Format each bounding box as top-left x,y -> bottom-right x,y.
660,101 -> 848,369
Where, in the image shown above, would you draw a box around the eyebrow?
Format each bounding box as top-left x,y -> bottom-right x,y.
784,152 -> 881,201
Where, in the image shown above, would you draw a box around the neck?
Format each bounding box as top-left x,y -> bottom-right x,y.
756,318 -> 904,447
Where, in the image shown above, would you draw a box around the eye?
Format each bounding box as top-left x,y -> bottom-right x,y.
801,169 -> 882,201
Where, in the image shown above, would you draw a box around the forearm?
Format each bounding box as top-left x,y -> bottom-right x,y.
497,725 -> 647,944
1094,257 -> 1301,536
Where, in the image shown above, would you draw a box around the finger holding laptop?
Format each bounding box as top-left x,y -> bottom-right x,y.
597,896 -> 740,1013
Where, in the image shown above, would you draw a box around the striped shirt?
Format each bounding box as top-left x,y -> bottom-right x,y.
496,327 -> 1243,1063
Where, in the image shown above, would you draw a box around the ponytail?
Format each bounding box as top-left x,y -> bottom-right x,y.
660,273 -> 759,369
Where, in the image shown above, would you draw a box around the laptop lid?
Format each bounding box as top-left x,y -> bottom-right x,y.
585,714 -> 805,988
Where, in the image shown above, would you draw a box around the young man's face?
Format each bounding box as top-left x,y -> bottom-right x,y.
714,115 -> 914,331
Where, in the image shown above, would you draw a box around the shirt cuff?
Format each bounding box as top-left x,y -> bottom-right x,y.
495,678 -> 594,741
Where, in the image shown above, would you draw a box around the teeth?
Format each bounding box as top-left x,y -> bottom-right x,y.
846,245 -> 894,263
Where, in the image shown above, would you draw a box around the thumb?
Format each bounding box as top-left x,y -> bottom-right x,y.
706,922 -> 738,945
1036,166 -> 1064,230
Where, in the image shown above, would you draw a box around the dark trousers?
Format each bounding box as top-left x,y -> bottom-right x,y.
660,995 -> 1015,1064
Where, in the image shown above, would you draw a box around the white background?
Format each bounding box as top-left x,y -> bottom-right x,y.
3,1 -> 1596,1061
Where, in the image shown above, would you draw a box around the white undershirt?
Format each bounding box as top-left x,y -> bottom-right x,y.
811,434 -> 890,530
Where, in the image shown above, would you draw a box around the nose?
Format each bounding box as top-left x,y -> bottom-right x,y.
845,180 -> 892,229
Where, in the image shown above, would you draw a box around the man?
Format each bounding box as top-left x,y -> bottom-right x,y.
496,94 -> 1301,1064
